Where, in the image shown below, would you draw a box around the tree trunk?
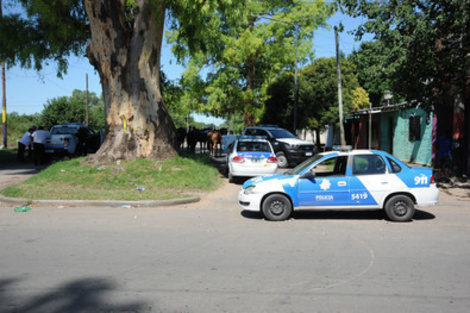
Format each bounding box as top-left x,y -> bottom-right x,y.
84,0 -> 178,164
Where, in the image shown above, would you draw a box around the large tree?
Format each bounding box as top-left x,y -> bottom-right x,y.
0,0 -> 256,162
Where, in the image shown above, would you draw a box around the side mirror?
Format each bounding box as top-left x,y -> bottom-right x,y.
300,171 -> 315,179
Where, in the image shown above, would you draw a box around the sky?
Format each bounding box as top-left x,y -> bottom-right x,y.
2,10 -> 372,125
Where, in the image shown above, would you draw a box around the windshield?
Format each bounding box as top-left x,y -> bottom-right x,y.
269,129 -> 296,139
50,126 -> 80,135
284,153 -> 324,175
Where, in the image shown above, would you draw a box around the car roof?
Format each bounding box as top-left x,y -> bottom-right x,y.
322,149 -> 376,155
319,149 -> 399,160
245,126 -> 279,130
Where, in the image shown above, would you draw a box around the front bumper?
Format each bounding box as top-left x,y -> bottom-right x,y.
286,149 -> 314,164
238,188 -> 264,212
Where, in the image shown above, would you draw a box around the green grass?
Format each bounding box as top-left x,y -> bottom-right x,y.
0,153 -> 223,201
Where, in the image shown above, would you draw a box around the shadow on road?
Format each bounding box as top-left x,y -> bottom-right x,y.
241,208 -> 435,222
0,277 -> 149,313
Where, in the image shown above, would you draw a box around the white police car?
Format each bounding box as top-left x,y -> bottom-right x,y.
226,137 -> 278,183
238,148 -> 439,222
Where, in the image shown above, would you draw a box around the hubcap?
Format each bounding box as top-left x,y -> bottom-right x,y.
277,156 -> 287,167
393,200 -> 408,216
269,200 -> 285,215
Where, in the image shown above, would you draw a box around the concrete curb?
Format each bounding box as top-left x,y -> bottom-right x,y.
0,194 -> 200,208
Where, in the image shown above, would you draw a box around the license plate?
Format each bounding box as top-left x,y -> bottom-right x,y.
251,159 -> 262,163
305,152 -> 313,156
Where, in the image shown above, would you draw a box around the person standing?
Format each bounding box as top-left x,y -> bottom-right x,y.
433,134 -> 453,183
31,126 -> 50,166
17,128 -> 33,162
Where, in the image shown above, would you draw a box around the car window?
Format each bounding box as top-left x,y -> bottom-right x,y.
387,157 -> 402,173
237,141 -> 271,152
285,154 -> 324,175
244,129 -> 256,136
254,129 -> 268,137
353,155 -> 386,175
311,156 -> 348,177
51,126 -> 80,135
269,129 -> 296,139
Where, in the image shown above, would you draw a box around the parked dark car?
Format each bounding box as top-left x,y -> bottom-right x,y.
241,126 -> 315,168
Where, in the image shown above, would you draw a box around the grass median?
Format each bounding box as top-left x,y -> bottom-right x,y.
0,152 -> 223,201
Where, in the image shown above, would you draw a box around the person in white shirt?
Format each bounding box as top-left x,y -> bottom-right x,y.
17,128 -> 33,162
32,126 -> 50,166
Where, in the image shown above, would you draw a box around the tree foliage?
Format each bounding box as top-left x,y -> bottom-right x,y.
0,0 -> 90,77
40,89 -> 104,129
2,111 -> 40,143
263,57 -> 367,132
347,41 -> 393,106
168,0 -> 334,127
340,0 -> 470,105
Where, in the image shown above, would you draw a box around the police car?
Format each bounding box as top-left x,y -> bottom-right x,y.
238,148 -> 439,222
226,137 -> 278,183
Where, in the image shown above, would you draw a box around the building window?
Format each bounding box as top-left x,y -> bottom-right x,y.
409,115 -> 421,141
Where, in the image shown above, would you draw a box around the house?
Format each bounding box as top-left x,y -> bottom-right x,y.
344,102 -> 434,166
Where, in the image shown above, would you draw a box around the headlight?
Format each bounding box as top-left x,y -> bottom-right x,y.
243,186 -> 256,195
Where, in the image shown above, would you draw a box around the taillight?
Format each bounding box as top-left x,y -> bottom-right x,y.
430,175 -> 435,184
232,156 -> 245,163
267,157 -> 277,163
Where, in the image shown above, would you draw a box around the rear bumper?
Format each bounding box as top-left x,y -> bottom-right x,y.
45,147 -> 70,155
230,164 -> 277,177
415,184 -> 440,207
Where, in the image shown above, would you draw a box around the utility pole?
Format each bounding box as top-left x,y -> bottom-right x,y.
335,27 -> 345,145
86,73 -> 89,126
369,101 -> 372,149
1,62 -> 6,149
1,0 -> 7,149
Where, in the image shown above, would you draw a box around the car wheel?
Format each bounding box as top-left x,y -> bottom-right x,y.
262,194 -> 292,221
276,151 -> 289,168
384,195 -> 415,222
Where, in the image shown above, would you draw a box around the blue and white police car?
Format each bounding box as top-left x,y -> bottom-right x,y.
226,137 -> 278,183
238,148 -> 439,222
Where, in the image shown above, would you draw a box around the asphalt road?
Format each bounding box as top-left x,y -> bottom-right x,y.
1,176 -> 470,312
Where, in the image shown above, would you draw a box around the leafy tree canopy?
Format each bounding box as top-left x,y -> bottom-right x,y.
263,57 -> 367,131
40,89 -> 104,129
168,0 -> 334,126
339,0 -> 469,105
0,0 -> 89,77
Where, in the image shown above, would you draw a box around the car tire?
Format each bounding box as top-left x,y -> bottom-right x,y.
228,171 -> 235,183
276,151 -> 289,168
262,194 -> 292,221
384,195 -> 415,222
